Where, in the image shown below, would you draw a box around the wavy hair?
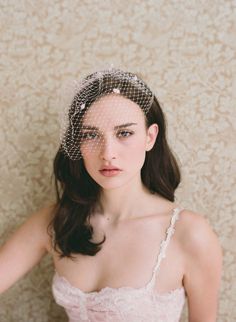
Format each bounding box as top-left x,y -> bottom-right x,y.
48,70 -> 181,259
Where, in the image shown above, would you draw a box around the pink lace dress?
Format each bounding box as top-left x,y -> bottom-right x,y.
52,207 -> 186,322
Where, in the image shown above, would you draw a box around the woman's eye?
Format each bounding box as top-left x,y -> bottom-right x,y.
81,132 -> 99,140
117,130 -> 134,138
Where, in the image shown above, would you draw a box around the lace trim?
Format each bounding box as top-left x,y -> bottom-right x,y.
53,271 -> 185,298
52,273 -> 186,321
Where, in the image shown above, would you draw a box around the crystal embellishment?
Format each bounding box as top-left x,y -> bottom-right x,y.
113,88 -> 120,94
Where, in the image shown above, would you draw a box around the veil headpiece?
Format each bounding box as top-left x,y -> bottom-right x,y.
59,67 -> 154,160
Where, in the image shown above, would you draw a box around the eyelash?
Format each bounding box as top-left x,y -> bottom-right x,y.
81,130 -> 134,140
117,130 -> 134,138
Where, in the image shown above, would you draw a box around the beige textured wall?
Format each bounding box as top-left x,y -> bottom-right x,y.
0,1 -> 235,321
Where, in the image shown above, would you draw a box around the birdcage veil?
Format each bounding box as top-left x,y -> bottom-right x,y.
58,66 -> 154,161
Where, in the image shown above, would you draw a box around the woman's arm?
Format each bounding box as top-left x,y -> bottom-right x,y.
0,204 -> 55,294
181,211 -> 223,322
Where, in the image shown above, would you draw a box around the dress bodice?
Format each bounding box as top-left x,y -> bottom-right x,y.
52,207 -> 186,322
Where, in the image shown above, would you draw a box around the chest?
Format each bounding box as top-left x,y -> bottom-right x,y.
51,215 -> 185,293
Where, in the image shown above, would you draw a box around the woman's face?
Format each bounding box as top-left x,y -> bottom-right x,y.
80,94 -> 158,190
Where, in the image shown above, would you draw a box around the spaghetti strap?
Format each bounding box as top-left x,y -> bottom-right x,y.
146,207 -> 184,290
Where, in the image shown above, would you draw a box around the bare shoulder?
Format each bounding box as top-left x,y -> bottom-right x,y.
177,208 -> 222,256
25,203 -> 57,250
30,203 -> 56,223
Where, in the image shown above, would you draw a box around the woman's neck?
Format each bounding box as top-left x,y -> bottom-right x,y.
95,175 -> 156,224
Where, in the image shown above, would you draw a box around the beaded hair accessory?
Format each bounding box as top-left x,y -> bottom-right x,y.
59,67 -> 154,160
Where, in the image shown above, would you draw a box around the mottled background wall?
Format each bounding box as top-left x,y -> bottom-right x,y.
0,0 -> 235,321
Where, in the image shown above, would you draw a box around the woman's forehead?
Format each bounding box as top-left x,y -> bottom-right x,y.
82,94 -> 145,129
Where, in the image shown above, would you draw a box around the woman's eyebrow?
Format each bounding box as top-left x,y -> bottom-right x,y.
81,123 -> 138,130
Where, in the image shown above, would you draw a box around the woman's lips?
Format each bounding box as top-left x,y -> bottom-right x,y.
99,169 -> 122,177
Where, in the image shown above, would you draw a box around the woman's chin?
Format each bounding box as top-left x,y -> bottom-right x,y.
98,182 -> 124,191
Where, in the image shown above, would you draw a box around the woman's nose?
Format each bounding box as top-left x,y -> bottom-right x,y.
99,136 -> 117,161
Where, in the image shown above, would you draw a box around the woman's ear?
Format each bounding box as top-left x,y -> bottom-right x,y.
145,123 -> 159,151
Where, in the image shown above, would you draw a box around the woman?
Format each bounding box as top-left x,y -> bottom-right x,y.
0,68 -> 222,321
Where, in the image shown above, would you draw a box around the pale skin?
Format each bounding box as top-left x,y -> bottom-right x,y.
0,94 -> 223,322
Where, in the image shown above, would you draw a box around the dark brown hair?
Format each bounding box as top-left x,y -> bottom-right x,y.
48,70 -> 181,259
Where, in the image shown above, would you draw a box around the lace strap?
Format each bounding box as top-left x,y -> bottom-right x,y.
146,207 -> 183,290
